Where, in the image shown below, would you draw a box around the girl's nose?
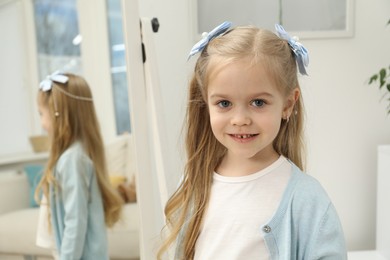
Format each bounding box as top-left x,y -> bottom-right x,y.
230,108 -> 251,126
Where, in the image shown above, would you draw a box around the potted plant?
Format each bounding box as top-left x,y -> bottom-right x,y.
368,19 -> 390,114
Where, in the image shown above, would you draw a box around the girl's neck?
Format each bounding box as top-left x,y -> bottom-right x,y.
216,148 -> 280,177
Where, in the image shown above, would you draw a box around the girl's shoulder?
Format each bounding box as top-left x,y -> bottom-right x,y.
286,163 -> 333,208
58,141 -> 89,160
56,142 -> 93,175
267,162 -> 338,231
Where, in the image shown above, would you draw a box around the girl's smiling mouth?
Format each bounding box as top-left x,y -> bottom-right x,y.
229,134 -> 259,142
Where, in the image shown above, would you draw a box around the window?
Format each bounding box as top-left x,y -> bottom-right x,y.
33,0 -> 82,80
106,0 -> 131,134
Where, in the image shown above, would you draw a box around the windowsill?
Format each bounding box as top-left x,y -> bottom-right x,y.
0,152 -> 49,167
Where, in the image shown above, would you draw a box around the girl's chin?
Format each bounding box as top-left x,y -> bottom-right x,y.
227,150 -> 264,160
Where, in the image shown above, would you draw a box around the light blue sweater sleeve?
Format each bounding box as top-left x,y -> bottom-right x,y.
50,142 -> 108,260
308,203 -> 347,259
55,145 -> 93,259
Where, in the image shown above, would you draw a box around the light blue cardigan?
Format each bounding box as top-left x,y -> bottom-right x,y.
49,142 -> 109,260
175,162 -> 347,259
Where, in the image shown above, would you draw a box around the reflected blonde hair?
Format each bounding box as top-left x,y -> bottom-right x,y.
36,73 -> 122,227
158,26 -> 305,259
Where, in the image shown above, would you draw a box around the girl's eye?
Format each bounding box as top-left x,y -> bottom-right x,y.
251,99 -> 265,107
217,100 -> 231,108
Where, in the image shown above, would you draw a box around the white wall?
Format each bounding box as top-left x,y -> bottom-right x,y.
0,0 -> 33,155
138,0 -> 390,251
301,0 -> 390,250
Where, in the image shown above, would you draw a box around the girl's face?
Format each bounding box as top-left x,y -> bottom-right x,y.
207,58 -> 298,164
38,99 -> 53,136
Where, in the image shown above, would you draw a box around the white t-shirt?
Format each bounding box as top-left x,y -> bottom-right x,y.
194,156 -> 291,260
36,195 -> 58,259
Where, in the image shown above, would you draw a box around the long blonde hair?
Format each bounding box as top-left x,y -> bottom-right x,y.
158,26 -> 305,259
36,73 -> 122,227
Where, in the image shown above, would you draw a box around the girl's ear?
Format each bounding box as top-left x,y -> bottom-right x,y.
283,88 -> 300,117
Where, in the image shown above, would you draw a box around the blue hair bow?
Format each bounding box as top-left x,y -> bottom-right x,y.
39,71 -> 69,92
188,21 -> 232,60
275,24 -> 309,75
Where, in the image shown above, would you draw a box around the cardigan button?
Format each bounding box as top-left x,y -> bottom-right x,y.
263,225 -> 271,233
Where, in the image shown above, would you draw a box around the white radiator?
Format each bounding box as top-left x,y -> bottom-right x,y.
377,145 -> 390,258
348,145 -> 390,260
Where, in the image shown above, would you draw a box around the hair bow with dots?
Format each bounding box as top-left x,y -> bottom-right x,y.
39,71 -> 69,92
188,21 -> 232,60
275,24 -> 309,75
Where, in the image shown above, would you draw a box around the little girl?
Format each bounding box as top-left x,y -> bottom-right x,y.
35,72 -> 123,259
158,22 -> 347,259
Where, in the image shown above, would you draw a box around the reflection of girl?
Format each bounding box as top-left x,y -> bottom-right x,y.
158,22 -> 347,259
36,72 -> 123,259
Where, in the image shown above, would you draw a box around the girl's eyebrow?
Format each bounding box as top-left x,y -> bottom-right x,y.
250,92 -> 274,98
209,93 -> 230,99
209,92 -> 274,99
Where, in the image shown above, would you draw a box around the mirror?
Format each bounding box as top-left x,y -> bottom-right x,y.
0,0 -> 142,259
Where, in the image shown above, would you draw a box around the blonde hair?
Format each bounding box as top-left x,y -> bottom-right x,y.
158,26 -> 305,259
36,73 -> 122,227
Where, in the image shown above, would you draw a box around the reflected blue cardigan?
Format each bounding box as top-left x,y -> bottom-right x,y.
175,162 -> 348,260
49,142 -> 109,260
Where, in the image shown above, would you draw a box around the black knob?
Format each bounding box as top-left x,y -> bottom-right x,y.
151,18 -> 160,33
